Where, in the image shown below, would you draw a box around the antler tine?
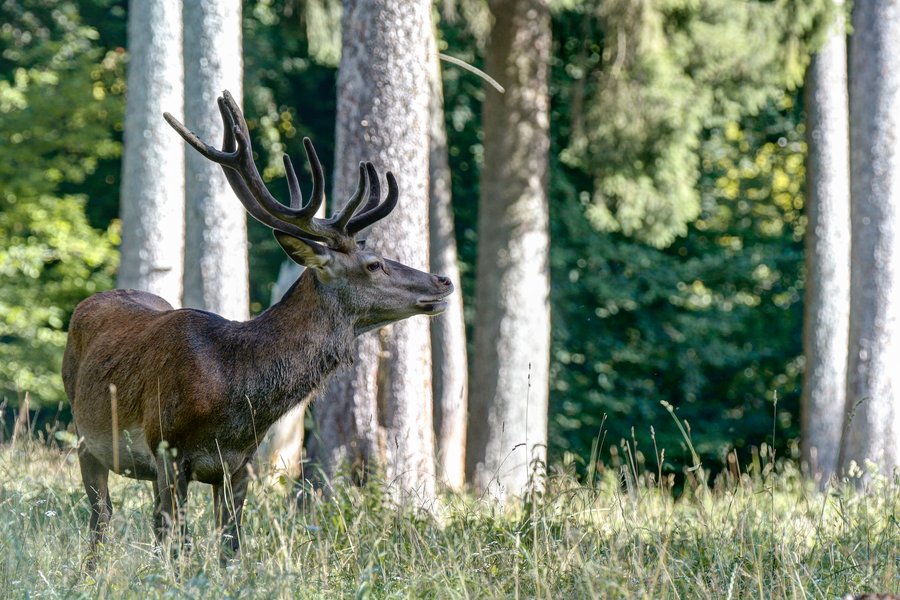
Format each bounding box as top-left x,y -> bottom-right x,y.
359,163 -> 381,215
302,138 -> 326,218
216,96 -> 237,152
164,112 -> 240,166
347,171 -> 399,234
283,155 -> 303,209
279,139 -> 325,218
333,163 -> 370,231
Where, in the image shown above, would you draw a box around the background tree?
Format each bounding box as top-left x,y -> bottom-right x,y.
468,0 -> 552,499
800,1 -> 850,480
428,23 -> 468,490
117,0 -> 184,305
310,0 -> 436,497
840,1 -> 900,476
182,0 -> 248,320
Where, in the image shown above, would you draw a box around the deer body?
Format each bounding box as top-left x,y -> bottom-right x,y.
64,273 -> 354,484
64,91 -> 453,565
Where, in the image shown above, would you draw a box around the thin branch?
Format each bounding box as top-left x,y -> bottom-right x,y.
438,52 -> 505,93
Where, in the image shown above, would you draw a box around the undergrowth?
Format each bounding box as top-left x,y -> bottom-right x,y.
0,439 -> 897,599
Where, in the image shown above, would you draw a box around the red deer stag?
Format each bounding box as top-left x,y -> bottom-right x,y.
62,90 -> 453,563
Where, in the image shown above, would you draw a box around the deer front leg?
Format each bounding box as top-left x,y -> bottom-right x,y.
78,447 -> 112,570
213,463 -> 250,564
154,450 -> 189,558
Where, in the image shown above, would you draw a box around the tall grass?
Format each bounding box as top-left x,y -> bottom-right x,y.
0,437 -> 897,599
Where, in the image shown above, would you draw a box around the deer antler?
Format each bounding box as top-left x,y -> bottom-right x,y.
163,90 -> 397,251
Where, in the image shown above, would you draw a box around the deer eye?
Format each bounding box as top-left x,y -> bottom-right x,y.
366,261 -> 381,273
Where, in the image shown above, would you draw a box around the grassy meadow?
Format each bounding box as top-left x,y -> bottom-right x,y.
0,437 -> 898,599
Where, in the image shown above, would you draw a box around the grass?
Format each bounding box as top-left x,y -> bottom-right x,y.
0,438 -> 898,599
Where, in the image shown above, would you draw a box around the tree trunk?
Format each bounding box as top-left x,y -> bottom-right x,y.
117,0 -> 184,306
468,0 -> 551,500
428,25 -> 468,490
839,1 -> 900,477
311,0 -> 436,499
801,1 -> 850,482
182,0 -> 248,321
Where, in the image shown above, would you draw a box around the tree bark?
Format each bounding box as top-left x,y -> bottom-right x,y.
118,0 -> 184,306
839,1 -> 900,477
312,0 -> 436,499
428,25 -> 468,490
468,0 -> 551,500
801,1 -> 850,482
182,0 -> 248,321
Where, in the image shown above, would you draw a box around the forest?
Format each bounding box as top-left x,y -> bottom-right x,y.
0,0 -> 898,596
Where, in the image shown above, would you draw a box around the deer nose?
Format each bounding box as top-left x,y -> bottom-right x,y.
436,275 -> 452,287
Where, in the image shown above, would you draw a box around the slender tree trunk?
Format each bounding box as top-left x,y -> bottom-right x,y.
118,0 -> 184,306
468,0 -> 551,500
428,25 -> 468,490
839,1 -> 900,477
182,0 -> 248,321
801,1 -> 850,481
311,0 -> 436,499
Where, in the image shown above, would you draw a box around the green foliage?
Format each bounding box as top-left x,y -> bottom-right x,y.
302,0 -> 342,67
0,0 -> 123,405
550,91 -> 808,469
2,443 -> 898,596
568,0 -> 835,247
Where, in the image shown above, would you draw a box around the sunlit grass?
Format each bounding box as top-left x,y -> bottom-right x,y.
0,438 -> 897,598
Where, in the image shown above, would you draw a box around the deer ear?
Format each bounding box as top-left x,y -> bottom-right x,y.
274,231 -> 333,270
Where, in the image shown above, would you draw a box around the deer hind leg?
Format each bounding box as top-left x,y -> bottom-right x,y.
153,450 -> 190,559
78,447 -> 112,570
213,463 -> 250,564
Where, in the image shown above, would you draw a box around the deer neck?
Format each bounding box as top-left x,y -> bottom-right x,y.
235,270 -> 355,430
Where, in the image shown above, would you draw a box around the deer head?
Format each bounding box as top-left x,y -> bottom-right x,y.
164,91 -> 453,331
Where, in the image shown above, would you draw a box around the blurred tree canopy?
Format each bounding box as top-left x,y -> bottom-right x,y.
0,0 -> 123,404
0,0 -> 839,473
569,0 -> 834,247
